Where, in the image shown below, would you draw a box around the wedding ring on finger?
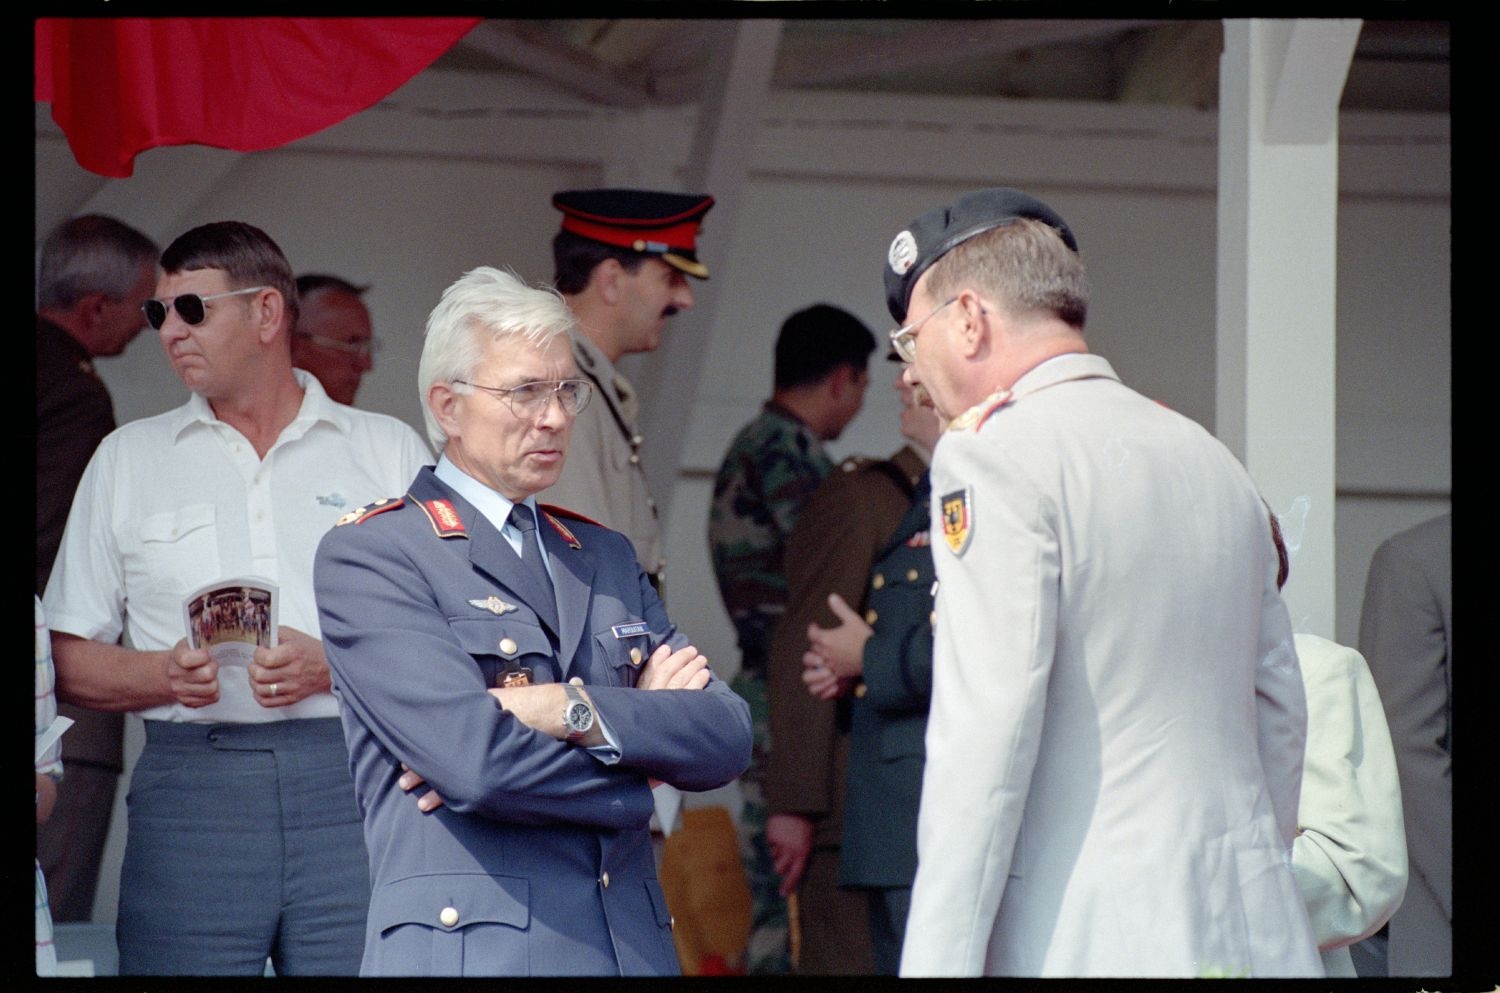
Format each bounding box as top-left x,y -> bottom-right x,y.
269,682 -> 279,698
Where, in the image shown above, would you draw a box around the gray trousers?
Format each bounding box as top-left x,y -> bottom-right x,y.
117,719 -> 368,976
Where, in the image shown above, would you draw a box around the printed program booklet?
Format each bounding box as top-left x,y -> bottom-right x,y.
183,577 -> 278,667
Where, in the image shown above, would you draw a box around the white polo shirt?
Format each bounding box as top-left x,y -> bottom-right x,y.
44,371 -> 431,723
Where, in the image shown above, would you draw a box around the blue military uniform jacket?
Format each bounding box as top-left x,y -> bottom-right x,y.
840,471 -> 934,891
314,466 -> 752,976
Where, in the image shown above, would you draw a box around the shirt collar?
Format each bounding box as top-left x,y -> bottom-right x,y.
1009,352 -> 1119,398
763,399 -> 814,433
570,331 -> 615,378
169,368 -> 348,442
433,454 -> 540,538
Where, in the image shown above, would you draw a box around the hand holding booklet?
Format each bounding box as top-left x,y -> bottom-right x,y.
183,576 -> 279,668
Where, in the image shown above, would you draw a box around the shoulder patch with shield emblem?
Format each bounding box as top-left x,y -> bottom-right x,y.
940,487 -> 973,555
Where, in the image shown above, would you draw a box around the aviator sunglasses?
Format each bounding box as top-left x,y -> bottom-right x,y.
141,286 -> 268,330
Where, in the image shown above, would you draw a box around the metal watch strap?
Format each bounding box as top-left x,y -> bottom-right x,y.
563,682 -> 592,742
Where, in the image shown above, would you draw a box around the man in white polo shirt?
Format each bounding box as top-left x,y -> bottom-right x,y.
44,220 -> 429,976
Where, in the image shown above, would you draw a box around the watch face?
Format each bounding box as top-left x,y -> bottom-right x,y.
566,701 -> 593,733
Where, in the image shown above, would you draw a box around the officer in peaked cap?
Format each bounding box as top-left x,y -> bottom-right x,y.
543,188 -> 715,593
544,188 -> 717,865
553,189 -> 715,279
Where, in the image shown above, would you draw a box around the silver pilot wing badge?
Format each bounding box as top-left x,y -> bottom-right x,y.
469,596 -> 519,616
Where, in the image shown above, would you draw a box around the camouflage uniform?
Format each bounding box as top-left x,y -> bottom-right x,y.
708,401 -> 833,974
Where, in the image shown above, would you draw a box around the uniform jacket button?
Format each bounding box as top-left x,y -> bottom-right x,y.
630,647 -> 643,665
907,568 -> 920,582
854,683 -> 868,698
872,573 -> 885,589
601,872 -> 611,888
865,609 -> 878,625
439,906 -> 459,927
499,637 -> 518,655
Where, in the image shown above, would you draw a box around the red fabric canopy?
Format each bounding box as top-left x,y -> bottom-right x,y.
36,17 -> 481,178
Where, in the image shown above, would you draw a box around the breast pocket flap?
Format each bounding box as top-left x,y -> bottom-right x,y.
450,616 -> 551,661
139,503 -> 215,543
371,872 -> 530,934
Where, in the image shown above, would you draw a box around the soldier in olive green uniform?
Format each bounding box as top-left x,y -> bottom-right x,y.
708,304 -> 875,972
837,474 -> 935,972
799,367 -> 941,974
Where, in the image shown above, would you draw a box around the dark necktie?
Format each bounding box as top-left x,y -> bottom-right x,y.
508,504 -> 559,634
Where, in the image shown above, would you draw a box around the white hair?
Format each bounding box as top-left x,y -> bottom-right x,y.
418,266 -> 577,451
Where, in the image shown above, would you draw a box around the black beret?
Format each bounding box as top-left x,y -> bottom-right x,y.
553,188 -> 715,278
883,187 -> 1078,321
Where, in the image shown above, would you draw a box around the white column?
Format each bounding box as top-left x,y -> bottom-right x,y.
1217,19 -> 1361,637
635,19 -> 783,523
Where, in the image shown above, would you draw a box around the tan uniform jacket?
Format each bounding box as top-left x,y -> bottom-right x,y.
545,333 -> 663,580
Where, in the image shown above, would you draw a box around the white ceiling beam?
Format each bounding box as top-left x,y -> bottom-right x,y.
636,19 -> 784,522
1263,19 -> 1363,144
778,19 -> 1158,88
456,20 -> 651,107
1217,18 -> 1358,638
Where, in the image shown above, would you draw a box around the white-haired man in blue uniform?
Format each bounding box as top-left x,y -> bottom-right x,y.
314,266 -> 752,977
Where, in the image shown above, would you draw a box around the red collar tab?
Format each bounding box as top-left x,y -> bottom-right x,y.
539,509 -> 583,550
418,498 -> 467,539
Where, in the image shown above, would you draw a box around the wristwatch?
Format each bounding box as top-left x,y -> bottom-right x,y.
562,683 -> 595,743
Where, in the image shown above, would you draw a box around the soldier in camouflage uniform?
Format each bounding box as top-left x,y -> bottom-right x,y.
708,304 -> 875,972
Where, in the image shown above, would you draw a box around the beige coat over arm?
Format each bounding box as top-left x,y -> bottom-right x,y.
1290,633 -> 1407,978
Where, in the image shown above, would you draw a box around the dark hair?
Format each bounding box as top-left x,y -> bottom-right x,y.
551,230 -> 647,295
37,215 -> 158,310
161,221 -> 299,327
296,273 -> 369,299
773,304 -> 876,390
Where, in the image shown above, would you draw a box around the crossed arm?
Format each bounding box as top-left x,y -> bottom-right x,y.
403,643 -> 714,811
316,522 -> 751,829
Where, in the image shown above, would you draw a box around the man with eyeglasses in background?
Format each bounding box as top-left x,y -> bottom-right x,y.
43,220 -> 430,976
291,274 -> 378,406
313,265 -> 751,976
